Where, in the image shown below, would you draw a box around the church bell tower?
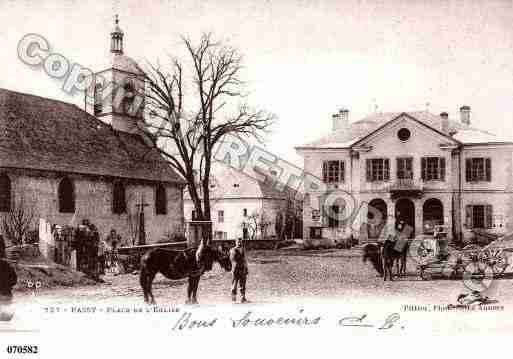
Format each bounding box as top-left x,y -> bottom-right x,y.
86,15 -> 145,134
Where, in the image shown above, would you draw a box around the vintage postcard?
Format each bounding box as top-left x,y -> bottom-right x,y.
1,0 -> 513,357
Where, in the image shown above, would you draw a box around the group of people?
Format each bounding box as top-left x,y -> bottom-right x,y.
61,220 -> 124,281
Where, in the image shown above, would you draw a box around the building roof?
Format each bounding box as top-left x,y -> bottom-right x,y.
296,110 -> 512,149
184,162 -> 301,201
0,88 -> 185,184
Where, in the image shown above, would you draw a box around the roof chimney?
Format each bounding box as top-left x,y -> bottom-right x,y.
440,112 -> 449,133
332,108 -> 349,132
460,105 -> 471,126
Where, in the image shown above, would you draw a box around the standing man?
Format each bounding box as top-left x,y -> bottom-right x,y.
229,238 -> 249,303
0,239 -> 17,321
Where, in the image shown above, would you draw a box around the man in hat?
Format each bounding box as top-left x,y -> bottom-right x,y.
229,238 -> 249,303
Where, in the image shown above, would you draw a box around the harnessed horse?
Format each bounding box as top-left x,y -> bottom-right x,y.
363,239 -> 410,281
139,244 -> 232,304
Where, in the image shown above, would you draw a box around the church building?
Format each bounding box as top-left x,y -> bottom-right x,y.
0,17 -> 186,245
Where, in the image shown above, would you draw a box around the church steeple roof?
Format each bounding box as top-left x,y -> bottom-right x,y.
110,14 -> 124,54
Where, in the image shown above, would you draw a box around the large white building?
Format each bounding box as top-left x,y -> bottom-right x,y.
184,165 -> 301,241
296,107 -> 513,243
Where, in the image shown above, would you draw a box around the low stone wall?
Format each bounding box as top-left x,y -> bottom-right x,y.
212,239 -> 281,250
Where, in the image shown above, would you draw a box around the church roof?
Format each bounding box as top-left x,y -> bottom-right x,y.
0,88 -> 185,184
296,110 -> 511,149
111,53 -> 143,74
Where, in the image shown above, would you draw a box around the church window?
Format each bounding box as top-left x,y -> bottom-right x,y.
58,177 -> 75,213
0,174 -> 12,212
94,83 -> 103,114
113,182 -> 127,214
155,183 -> 167,215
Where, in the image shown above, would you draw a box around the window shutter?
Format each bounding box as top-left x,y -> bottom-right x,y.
465,158 -> 472,182
322,162 -> 327,182
465,205 -> 473,228
440,158 -> 446,181
384,159 -> 390,181
340,161 -> 345,182
485,205 -> 493,229
421,158 -> 426,180
485,158 -> 491,182
366,159 -> 371,182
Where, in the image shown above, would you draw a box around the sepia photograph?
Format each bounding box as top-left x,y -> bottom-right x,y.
1,0 -> 513,357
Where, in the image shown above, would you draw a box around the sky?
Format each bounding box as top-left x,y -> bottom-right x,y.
1,0 -> 513,165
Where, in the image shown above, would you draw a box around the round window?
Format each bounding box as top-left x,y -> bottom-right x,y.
397,128 -> 411,141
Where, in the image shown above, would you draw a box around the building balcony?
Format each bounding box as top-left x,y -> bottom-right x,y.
387,178 -> 424,199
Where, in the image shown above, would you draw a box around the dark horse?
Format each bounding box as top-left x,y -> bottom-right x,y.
363,239 -> 410,281
140,245 -> 232,304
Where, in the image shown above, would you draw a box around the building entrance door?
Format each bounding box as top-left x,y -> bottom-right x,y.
395,198 -> 415,238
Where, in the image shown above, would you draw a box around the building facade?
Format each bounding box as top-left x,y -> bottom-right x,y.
296,108 -> 513,242
184,165 -> 302,240
0,17 -> 186,245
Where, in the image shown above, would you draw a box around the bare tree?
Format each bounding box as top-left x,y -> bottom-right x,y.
138,33 -> 274,242
1,196 -> 35,246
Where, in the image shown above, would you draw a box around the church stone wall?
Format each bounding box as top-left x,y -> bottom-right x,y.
1,169 -> 184,245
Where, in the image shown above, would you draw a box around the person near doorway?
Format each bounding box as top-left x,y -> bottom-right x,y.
229,238 -> 249,303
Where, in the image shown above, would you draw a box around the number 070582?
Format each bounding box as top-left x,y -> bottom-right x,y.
6,345 -> 39,354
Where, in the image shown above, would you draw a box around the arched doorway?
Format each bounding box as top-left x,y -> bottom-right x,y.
367,198 -> 387,239
395,198 -> 415,238
423,198 -> 444,234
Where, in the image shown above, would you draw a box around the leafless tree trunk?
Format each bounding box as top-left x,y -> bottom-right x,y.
137,33 -> 274,244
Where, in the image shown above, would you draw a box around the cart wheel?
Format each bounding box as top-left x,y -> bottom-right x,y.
462,262 -> 493,292
485,249 -> 509,276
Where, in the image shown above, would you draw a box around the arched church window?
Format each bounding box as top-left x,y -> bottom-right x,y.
155,183 -> 167,215
94,83 -> 103,115
58,177 -> 75,213
0,174 -> 12,212
113,182 -> 127,214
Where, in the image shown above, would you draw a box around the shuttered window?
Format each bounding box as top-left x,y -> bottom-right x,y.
465,204 -> 493,229
366,158 -> 390,182
397,157 -> 413,179
421,157 -> 445,181
322,160 -> 345,183
465,158 -> 492,182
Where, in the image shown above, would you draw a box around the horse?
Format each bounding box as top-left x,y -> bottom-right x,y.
363,239 -> 410,281
139,244 -> 232,304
